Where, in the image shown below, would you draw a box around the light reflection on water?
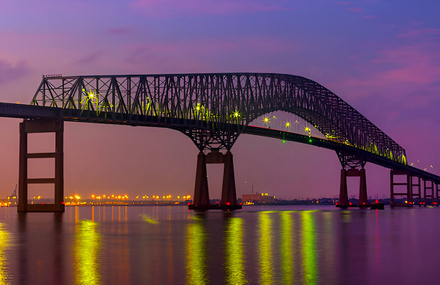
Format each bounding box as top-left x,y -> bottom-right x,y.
301,211 -> 317,285
280,211 -> 294,285
0,223 -> 11,284
259,212 -> 273,284
74,220 -> 101,285
0,205 -> 437,284
225,217 -> 246,285
186,215 -> 208,285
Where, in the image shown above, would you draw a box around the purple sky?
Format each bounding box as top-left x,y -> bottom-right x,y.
0,0 -> 439,200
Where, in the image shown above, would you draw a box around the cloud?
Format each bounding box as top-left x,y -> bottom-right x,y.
131,0 -> 291,16
119,36 -> 301,74
76,51 -> 104,65
347,7 -> 363,12
397,28 -> 440,38
329,41 -> 440,130
0,59 -> 31,84
108,27 -> 133,35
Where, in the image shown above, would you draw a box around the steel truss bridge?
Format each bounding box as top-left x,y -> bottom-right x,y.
0,72 -> 438,211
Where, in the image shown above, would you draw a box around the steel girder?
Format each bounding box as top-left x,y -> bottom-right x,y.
31,73 -> 406,162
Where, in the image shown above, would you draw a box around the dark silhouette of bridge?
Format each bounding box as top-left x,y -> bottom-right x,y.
1,73 -> 438,211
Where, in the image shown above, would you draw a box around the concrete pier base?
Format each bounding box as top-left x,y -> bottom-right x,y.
338,168 -> 367,207
191,150 -> 241,210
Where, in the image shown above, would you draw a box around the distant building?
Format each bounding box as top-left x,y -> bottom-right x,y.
242,193 -> 276,204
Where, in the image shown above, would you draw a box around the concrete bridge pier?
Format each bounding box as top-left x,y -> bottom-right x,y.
191,150 -> 240,210
390,170 -> 418,207
338,168 -> 367,207
18,119 -> 64,212
193,152 -> 210,207
221,151 -> 237,206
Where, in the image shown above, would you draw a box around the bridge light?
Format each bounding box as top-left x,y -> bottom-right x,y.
282,140 -> 286,143
285,122 -> 291,128
263,116 -> 269,123
233,110 -> 240,118
309,138 -> 312,143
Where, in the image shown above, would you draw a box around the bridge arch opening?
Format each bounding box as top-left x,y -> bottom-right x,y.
248,111 -> 327,141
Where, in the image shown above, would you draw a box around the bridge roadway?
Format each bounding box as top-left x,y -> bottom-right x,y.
1,101 -> 439,184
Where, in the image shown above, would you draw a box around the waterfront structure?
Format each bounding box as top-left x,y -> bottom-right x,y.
242,193 -> 276,204
0,72 -> 438,211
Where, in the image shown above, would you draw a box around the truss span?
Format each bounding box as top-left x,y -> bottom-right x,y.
31,73 -> 406,163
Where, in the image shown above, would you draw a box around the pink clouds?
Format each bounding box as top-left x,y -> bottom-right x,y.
397,28 -> 440,38
371,45 -> 440,85
131,0 -> 291,16
0,59 -> 31,84
347,7 -> 363,12
108,27 -> 133,35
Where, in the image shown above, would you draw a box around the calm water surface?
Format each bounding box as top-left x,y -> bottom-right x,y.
0,205 -> 438,284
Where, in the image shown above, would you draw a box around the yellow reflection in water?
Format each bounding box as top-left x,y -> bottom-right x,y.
281,212 -> 294,284
225,217 -> 246,285
301,211 -> 317,285
0,223 -> 11,284
259,212 -> 273,285
186,219 -> 208,285
75,220 -> 101,285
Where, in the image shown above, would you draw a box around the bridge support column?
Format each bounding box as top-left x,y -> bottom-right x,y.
358,169 -> 368,206
18,119 -> 64,212
339,169 -> 348,207
436,183 -> 440,206
338,168 -> 367,207
193,152 -> 210,207
221,151 -> 237,206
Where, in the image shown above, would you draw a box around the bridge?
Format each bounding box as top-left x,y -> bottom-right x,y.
1,72 -> 438,211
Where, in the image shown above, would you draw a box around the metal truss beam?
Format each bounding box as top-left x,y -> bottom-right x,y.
31,73 -> 406,158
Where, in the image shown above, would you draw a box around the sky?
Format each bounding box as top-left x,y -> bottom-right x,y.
0,0 -> 439,200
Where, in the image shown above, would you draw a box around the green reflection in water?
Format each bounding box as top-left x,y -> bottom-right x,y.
259,212 -> 273,285
0,223 -> 10,284
225,217 -> 247,285
281,212 -> 293,284
301,211 -> 317,285
75,220 -> 101,285
186,219 -> 208,285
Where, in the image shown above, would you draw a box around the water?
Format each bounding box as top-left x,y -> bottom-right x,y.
0,205 -> 438,284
